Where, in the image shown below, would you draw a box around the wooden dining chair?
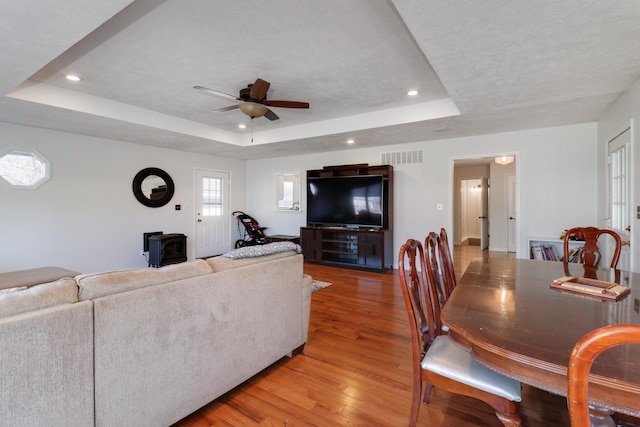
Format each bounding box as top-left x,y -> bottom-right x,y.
563,227 -> 622,268
424,232 -> 448,306
424,231 -> 453,333
438,227 -> 457,300
567,324 -> 640,426
398,239 -> 522,427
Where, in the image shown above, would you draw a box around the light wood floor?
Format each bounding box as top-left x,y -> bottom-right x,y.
174,246 -> 573,427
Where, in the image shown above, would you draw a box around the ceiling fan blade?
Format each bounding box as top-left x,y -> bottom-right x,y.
250,78 -> 270,101
213,104 -> 240,113
266,100 -> 310,109
194,85 -> 239,101
264,108 -> 279,121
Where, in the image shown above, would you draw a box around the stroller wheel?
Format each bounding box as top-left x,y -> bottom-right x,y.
235,239 -> 246,249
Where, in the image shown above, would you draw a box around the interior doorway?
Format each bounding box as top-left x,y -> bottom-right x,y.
453,156 -> 517,253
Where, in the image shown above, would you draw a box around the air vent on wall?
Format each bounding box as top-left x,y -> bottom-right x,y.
381,150 -> 424,166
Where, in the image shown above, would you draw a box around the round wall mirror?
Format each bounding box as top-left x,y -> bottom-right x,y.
132,167 -> 175,208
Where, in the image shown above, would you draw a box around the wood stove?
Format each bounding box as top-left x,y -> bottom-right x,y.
148,233 -> 187,267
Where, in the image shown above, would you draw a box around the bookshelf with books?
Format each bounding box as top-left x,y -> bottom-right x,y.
528,238 -> 585,262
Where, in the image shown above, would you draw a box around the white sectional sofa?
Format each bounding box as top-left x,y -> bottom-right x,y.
0,244 -> 311,427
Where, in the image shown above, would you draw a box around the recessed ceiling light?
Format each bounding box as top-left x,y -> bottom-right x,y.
407,90 -> 418,96
65,74 -> 82,82
238,124 -> 247,129
347,139 -> 355,144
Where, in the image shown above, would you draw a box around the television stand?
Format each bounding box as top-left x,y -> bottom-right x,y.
301,163 -> 394,272
300,226 -> 391,272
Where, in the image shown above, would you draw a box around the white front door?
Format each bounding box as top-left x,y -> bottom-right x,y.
195,169 -> 231,258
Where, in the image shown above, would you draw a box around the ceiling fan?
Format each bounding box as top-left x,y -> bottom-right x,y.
194,78 -> 309,121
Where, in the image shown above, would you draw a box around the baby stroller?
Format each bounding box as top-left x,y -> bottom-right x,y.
232,211 -> 267,248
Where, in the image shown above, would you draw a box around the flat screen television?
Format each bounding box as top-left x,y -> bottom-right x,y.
306,175 -> 385,228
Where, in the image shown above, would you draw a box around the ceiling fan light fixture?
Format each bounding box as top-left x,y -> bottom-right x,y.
239,102 -> 268,118
495,155 -> 515,165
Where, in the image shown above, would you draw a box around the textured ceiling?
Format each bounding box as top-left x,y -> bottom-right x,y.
2,1 -> 640,160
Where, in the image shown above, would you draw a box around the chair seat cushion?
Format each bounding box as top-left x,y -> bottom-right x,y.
422,335 -> 522,402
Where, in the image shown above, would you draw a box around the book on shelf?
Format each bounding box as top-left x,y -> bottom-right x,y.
530,244 -> 561,261
567,247 -> 581,263
551,276 -> 630,301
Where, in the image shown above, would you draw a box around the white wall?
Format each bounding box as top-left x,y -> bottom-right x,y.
0,122 -> 246,273
598,76 -> 640,271
0,121 -> 600,273
246,123 -> 598,266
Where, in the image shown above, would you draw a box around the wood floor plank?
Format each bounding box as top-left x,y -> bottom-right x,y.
174,246 -> 581,426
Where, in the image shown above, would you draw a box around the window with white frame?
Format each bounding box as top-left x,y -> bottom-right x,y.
275,173 -> 300,210
201,176 -> 224,216
608,128 -> 630,232
0,150 -> 50,189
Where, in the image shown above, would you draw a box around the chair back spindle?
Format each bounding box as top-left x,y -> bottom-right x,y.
425,233 -> 447,329
398,240 -> 436,354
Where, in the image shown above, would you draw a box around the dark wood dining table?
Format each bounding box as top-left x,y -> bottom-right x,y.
441,257 -> 640,419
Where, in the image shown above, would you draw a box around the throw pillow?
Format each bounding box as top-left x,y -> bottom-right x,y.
223,241 -> 302,259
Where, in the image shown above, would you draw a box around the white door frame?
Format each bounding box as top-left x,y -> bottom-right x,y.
449,153 -> 521,257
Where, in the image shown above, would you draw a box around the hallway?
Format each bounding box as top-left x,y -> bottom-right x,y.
453,244 -> 516,279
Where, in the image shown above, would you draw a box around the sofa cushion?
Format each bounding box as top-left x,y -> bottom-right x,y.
208,250 -> 297,272
76,259 -> 213,301
0,278 -> 78,319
